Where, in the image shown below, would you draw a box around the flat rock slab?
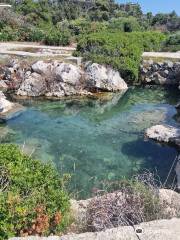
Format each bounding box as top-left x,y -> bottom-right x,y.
0,103 -> 25,122
9,218 -> 180,240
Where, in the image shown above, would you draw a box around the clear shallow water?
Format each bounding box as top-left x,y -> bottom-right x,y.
0,87 -> 179,199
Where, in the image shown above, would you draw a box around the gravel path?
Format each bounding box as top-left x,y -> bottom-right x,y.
0,42 -> 76,57
143,52 -> 180,59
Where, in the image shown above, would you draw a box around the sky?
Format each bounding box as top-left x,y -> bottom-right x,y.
117,0 -> 180,15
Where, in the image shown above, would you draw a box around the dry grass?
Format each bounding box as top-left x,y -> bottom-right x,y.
86,172 -> 166,232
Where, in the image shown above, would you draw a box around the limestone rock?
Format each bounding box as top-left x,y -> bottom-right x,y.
32,61 -> 53,75
145,124 -> 180,145
0,91 -> 13,113
0,91 -> 25,121
54,63 -> 83,86
159,189 -> 180,217
8,218 -> 180,240
17,73 -> 46,97
85,63 -> 128,91
47,63 -> 84,97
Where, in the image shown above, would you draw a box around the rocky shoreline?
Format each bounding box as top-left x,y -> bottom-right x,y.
0,56 -> 180,239
0,60 -> 128,98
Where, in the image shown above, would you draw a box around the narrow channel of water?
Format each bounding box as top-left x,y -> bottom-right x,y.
0,86 -> 179,199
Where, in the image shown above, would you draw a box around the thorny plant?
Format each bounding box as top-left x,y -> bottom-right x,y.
86,171 -> 167,232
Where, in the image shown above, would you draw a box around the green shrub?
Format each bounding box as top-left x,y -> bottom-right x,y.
162,32 -> 180,52
108,17 -> 141,32
44,29 -> 71,46
0,26 -> 18,41
0,144 -> 70,239
75,31 -> 166,83
27,28 -> 46,42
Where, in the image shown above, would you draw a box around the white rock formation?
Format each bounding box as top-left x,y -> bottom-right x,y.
85,63 -> 128,91
17,73 -> 46,97
145,125 -> 180,143
0,91 -> 13,113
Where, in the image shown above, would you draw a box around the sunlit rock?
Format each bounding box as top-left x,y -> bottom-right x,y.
85,63 -> 128,91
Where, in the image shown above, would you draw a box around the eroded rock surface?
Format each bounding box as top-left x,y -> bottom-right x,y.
0,91 -> 25,121
145,124 -> 180,146
0,60 -> 128,98
85,63 -> 128,91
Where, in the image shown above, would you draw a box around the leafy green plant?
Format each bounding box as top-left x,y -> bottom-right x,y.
44,28 -> 71,46
0,144 -> 70,239
75,30 -> 166,83
162,32 -> 180,52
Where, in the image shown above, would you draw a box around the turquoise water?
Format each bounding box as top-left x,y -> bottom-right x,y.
0,87 -> 179,199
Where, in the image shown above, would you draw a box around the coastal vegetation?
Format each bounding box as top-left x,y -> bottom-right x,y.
75,31 -> 166,82
0,144 -> 70,239
0,1 -> 180,239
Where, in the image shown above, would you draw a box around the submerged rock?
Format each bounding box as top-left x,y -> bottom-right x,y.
85,63 -> 128,92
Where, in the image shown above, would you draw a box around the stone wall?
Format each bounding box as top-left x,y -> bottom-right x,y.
140,60 -> 180,87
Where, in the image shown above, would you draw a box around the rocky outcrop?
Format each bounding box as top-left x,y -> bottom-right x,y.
145,124 -> 180,147
17,73 -> 46,97
141,60 -> 180,86
0,60 -> 128,98
46,63 -> 85,97
85,63 -> 128,91
0,91 -> 25,121
145,125 -> 180,189
9,218 -> 180,240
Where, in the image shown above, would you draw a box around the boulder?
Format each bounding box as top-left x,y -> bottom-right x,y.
32,61 -> 54,75
46,63 -> 84,97
0,91 -> 13,113
54,63 -> 83,85
159,189 -> 180,217
17,73 -> 46,97
145,124 -> 180,146
85,63 -> 128,91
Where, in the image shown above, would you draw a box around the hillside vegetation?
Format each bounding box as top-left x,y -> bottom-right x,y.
0,1 -> 179,82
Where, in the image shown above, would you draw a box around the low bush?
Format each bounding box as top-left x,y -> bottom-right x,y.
108,17 -> 142,32
162,32 -> 180,52
0,144 -> 70,239
87,172 -> 164,232
44,29 -> 71,46
75,31 -> 166,83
